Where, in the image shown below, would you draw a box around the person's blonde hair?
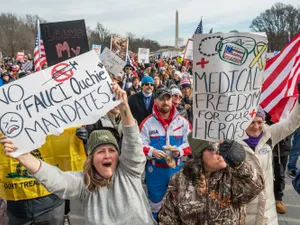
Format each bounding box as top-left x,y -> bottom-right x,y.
83,154 -> 110,192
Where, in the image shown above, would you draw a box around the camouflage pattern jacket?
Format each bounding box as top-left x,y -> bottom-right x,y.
159,162 -> 264,225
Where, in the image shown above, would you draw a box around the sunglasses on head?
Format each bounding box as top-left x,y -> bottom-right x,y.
143,83 -> 154,87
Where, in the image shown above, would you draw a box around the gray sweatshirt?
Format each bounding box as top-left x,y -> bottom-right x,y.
33,124 -> 157,225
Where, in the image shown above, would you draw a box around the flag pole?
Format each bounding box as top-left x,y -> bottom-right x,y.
37,16 -> 41,63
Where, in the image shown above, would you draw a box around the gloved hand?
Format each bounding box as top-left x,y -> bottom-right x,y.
298,80 -> 300,104
219,139 -> 246,167
76,127 -> 88,144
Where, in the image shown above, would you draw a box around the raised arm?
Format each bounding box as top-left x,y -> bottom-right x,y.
113,83 -> 146,177
269,103 -> 300,145
269,82 -> 300,145
0,139 -> 84,200
230,162 -> 265,205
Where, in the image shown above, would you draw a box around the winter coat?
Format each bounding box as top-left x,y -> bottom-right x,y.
272,136 -> 291,157
176,105 -> 188,120
166,79 -> 181,89
159,162 -> 264,225
128,92 -> 154,125
126,85 -> 141,97
181,96 -> 193,125
238,103 -> 300,225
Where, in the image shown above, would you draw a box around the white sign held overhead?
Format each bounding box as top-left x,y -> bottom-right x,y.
183,39 -> 193,61
138,48 -> 150,63
100,47 -> 126,76
0,51 -> 121,157
192,33 -> 268,141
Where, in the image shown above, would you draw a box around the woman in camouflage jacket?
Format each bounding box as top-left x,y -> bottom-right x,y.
159,135 -> 264,225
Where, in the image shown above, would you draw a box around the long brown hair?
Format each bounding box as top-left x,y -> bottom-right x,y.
83,154 -> 111,192
182,155 -> 203,185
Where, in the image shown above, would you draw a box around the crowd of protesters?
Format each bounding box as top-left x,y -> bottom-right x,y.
0,52 -> 300,225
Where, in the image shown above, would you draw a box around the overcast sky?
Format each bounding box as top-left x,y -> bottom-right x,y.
2,0 -> 299,46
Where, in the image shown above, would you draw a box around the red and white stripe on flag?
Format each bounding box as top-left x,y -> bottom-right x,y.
260,34 -> 300,123
34,21 -> 47,72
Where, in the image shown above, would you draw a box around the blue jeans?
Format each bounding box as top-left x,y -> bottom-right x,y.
288,129 -> 300,171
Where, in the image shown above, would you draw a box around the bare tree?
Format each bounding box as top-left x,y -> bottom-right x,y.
250,3 -> 300,51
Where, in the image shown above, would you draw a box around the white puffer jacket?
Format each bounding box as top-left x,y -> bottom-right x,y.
237,103 -> 300,225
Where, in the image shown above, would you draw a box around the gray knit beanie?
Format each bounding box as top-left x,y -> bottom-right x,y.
87,130 -> 120,155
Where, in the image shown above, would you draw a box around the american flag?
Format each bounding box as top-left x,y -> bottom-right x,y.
260,33 -> 300,123
34,18 -> 47,72
126,53 -> 132,65
194,17 -> 203,34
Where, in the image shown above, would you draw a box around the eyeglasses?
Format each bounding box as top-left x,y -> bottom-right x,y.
173,94 -> 182,99
125,67 -> 133,71
143,83 -> 154,87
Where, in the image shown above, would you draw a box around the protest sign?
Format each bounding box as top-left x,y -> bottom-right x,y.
22,61 -> 33,71
100,47 -> 126,76
40,19 -> 89,66
110,36 -> 128,61
183,39 -> 193,61
92,44 -> 102,57
16,52 -> 25,62
138,48 -> 150,63
0,51 -> 121,157
193,33 -> 268,141
0,127 -> 86,200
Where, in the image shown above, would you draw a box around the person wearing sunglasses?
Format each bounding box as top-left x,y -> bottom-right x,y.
128,76 -> 155,125
122,64 -> 135,90
159,137 -> 264,225
171,88 -> 188,120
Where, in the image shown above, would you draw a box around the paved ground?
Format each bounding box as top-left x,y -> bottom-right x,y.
69,160 -> 300,225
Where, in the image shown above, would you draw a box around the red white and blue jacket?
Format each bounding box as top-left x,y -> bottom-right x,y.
139,104 -> 192,164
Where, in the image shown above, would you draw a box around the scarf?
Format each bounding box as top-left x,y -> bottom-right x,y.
244,131 -> 263,150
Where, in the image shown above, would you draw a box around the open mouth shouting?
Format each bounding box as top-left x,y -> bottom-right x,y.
103,162 -> 112,168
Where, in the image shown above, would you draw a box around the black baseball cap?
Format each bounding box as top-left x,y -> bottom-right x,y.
155,88 -> 172,99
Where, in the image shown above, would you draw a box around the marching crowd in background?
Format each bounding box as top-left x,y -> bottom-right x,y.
0,53 -> 300,225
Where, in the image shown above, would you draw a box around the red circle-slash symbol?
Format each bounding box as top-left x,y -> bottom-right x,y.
51,63 -> 74,82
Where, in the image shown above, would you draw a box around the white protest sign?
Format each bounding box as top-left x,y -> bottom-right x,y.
183,39 -> 193,61
138,48 -> 150,63
100,47 -> 126,76
193,33 -> 268,141
0,51 -> 121,157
